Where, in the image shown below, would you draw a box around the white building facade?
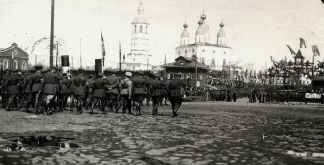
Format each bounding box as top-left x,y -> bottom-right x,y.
175,12 -> 231,71
122,1 -> 152,70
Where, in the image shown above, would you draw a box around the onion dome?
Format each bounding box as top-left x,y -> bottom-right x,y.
132,1 -> 149,25
201,14 -> 206,21
217,21 -> 226,38
198,19 -> 203,25
183,23 -> 188,28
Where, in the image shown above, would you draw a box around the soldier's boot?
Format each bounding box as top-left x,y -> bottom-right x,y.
138,105 -> 141,116
101,104 -> 107,114
26,102 -> 31,112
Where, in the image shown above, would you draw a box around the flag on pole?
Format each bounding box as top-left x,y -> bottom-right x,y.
101,31 -> 106,66
300,38 -> 306,48
119,41 -> 122,63
312,45 -> 320,56
286,45 -> 296,55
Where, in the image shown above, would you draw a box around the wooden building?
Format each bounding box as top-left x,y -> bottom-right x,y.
0,43 -> 28,70
162,56 -> 210,87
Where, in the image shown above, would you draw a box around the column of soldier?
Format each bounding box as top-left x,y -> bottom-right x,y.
1,66 -> 186,117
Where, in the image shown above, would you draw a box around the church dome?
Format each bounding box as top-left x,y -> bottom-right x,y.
132,15 -> 149,24
181,28 -> 189,37
201,14 -> 206,21
217,21 -> 226,38
196,25 -> 205,36
183,23 -> 188,28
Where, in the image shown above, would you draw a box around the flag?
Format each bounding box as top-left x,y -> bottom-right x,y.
286,45 -> 296,55
312,45 -> 320,56
101,31 -> 106,66
300,38 -> 306,48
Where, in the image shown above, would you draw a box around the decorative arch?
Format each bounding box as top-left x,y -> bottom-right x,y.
22,61 -> 27,70
134,25 -> 137,32
140,25 -> 143,33
3,59 -> 8,69
13,60 -> 18,69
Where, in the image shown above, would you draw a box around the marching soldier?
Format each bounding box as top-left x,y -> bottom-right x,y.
86,74 -> 95,109
6,69 -> 23,111
91,72 -> 109,114
168,74 -> 186,117
30,66 -> 43,113
24,68 -> 35,112
61,73 -> 71,110
40,67 -> 60,115
106,70 -> 120,112
1,69 -> 11,108
119,72 -> 132,114
54,67 -> 63,112
150,74 -> 165,115
132,71 -> 149,116
71,68 -> 87,114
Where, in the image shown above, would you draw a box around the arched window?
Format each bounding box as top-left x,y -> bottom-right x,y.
13,60 -> 18,69
22,61 -> 27,70
140,25 -> 143,33
178,50 -> 181,56
3,59 -> 8,69
134,25 -> 137,32
185,49 -> 187,56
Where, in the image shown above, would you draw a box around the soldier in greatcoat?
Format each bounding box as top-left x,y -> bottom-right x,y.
106,70 -> 120,112
1,69 -> 11,108
40,67 -> 61,115
61,73 -> 71,110
71,68 -> 87,114
86,74 -> 94,109
91,72 -> 109,114
168,74 -> 186,117
29,66 -> 43,113
150,74 -> 165,115
119,72 -> 132,114
131,71 -> 149,116
24,68 -> 35,112
6,69 -> 23,111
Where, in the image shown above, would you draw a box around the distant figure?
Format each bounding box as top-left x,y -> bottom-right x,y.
233,91 -> 237,102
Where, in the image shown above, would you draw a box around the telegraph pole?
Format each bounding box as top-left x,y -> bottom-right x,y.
50,0 -> 55,67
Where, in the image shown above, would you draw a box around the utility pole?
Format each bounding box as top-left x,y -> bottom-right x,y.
50,0 -> 55,67
56,41 -> 58,67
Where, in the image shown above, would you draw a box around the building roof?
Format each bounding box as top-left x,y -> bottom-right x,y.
162,56 -> 209,70
132,15 -> 149,25
176,43 -> 230,48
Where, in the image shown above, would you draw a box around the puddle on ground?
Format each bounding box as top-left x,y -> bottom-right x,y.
2,135 -> 79,152
287,150 -> 324,158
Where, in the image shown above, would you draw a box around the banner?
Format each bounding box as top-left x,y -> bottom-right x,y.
305,93 -> 321,99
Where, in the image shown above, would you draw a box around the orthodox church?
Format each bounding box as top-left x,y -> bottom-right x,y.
121,0 -> 152,71
175,12 -> 231,71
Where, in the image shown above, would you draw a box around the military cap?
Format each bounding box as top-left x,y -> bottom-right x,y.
29,67 -> 35,71
89,74 -> 94,77
62,73 -> 67,76
34,65 -> 43,70
12,69 -> 19,73
125,72 -> 132,77
79,68 -> 85,72
41,68 -> 48,73
111,70 -> 117,74
98,72 -> 104,77
138,71 -> 144,75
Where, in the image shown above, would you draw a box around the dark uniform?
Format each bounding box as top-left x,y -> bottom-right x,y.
106,71 -> 120,112
6,69 -> 23,110
71,68 -> 87,114
1,70 -> 11,108
61,74 -> 72,110
24,68 -> 35,112
91,72 -> 109,114
30,69 -> 43,113
86,75 -> 94,109
40,67 -> 60,115
132,71 -> 149,115
150,75 -> 165,115
119,72 -> 132,114
168,74 -> 186,117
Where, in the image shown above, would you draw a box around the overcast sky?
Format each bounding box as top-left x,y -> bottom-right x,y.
0,0 -> 323,70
